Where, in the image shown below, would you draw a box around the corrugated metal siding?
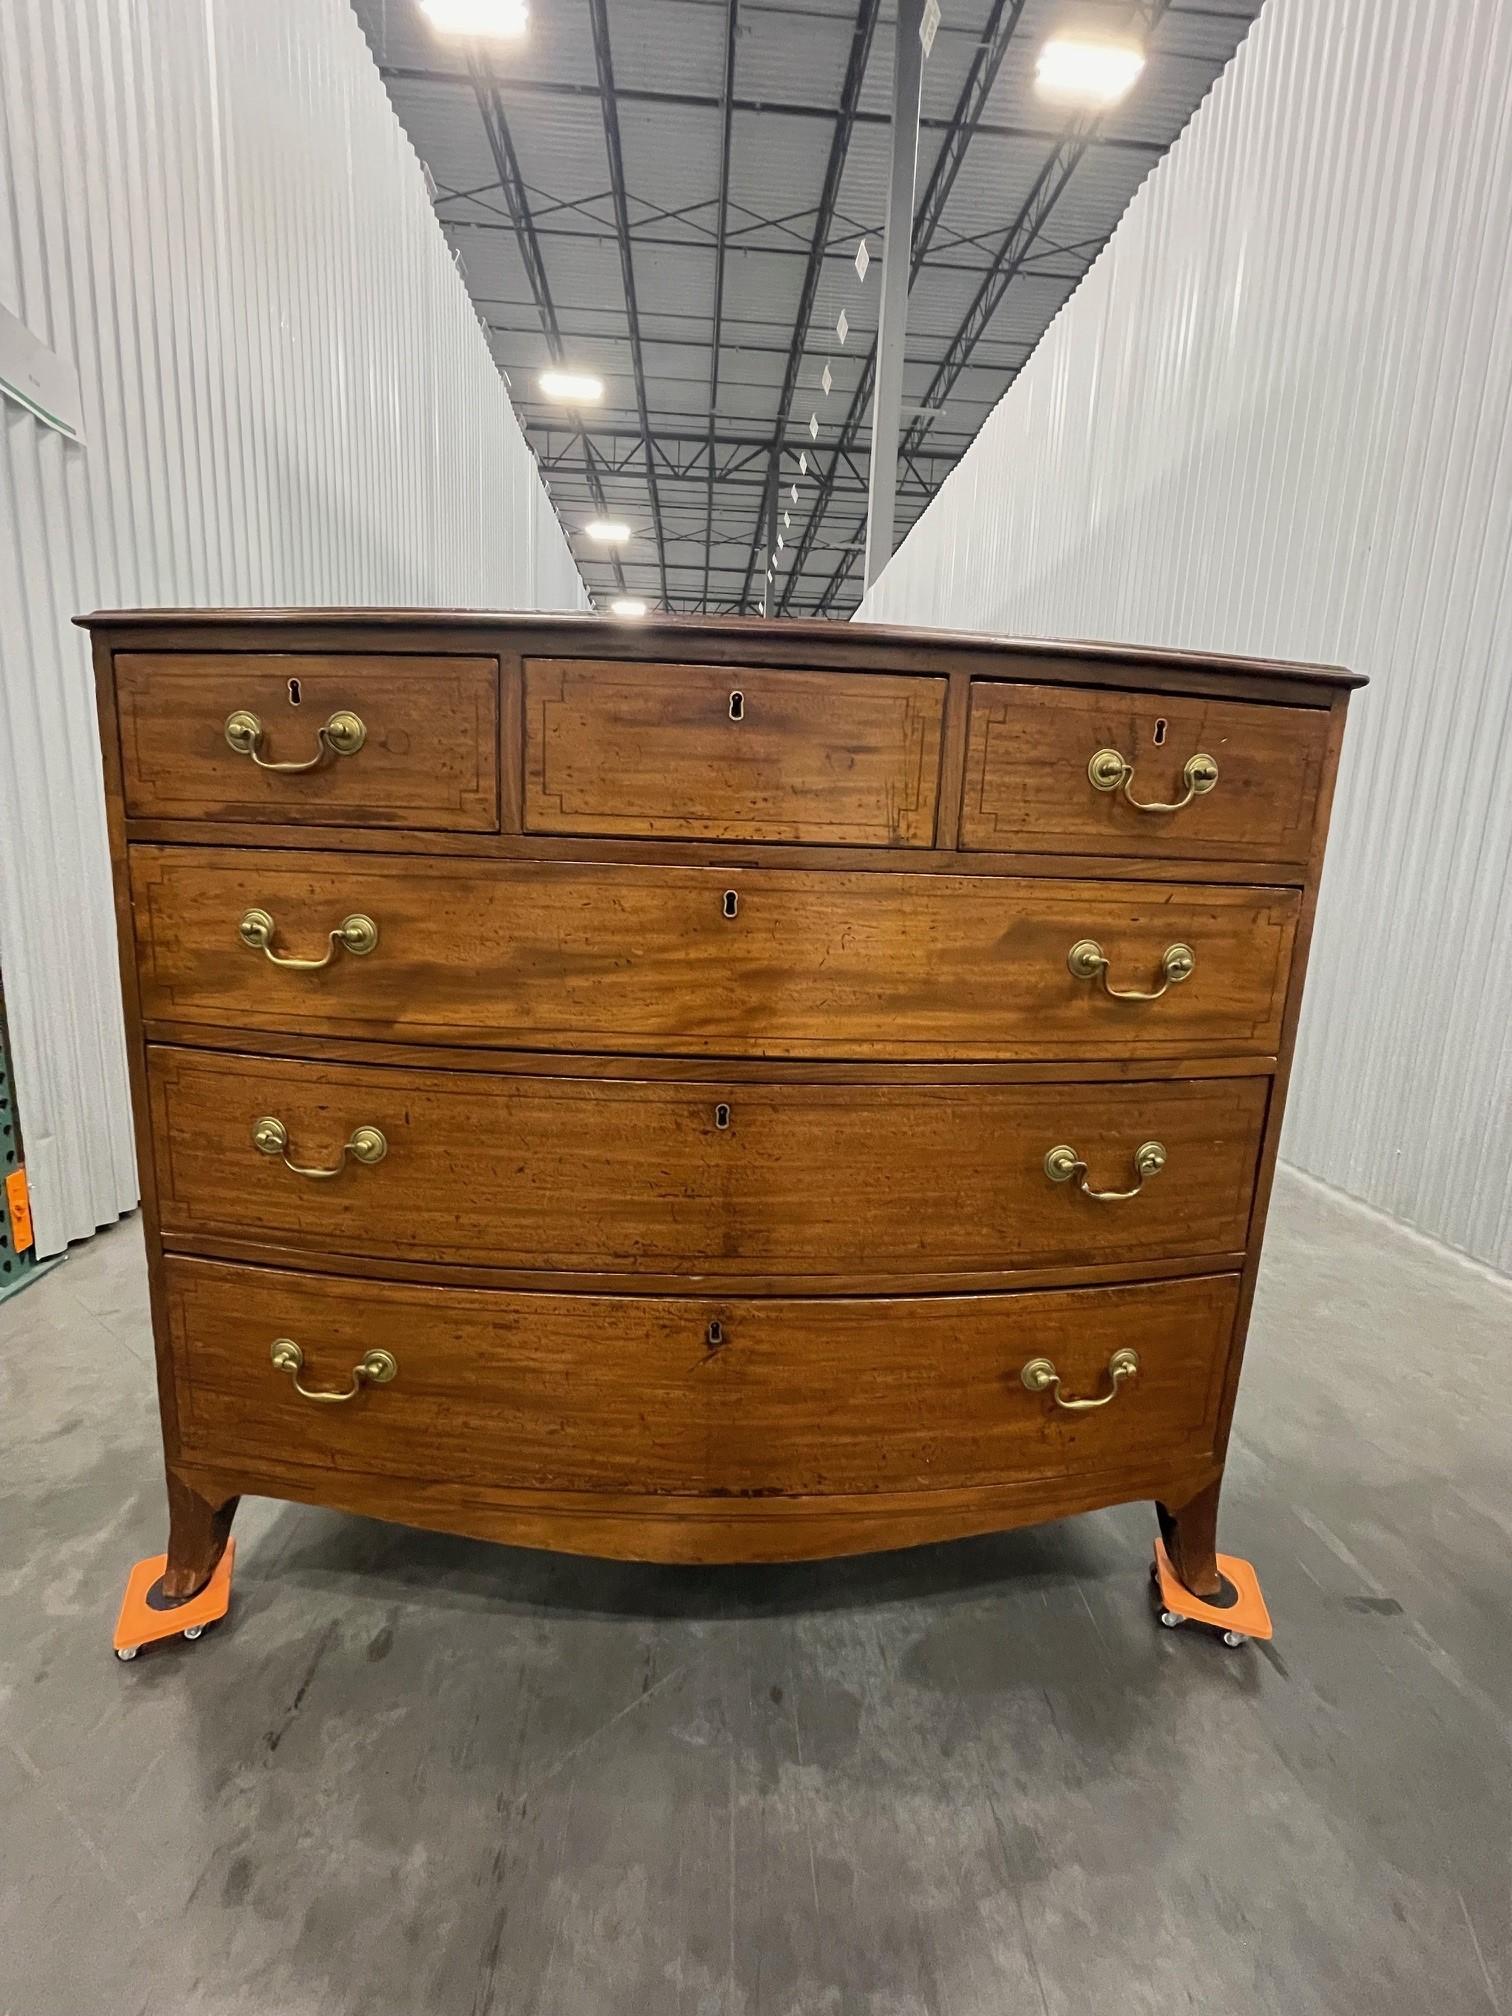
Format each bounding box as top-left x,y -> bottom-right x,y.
0,0 -> 586,1258
859,0 -> 1512,1276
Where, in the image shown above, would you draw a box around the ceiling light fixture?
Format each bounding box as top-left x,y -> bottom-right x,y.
420,0 -> 529,40
539,368 -> 604,404
609,597 -> 648,619
1034,33 -> 1145,108
585,520 -> 631,544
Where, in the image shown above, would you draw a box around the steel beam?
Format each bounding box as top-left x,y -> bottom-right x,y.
379,64 -> 1170,158
863,0 -> 924,590
704,0 -> 738,611
587,0 -> 670,609
899,0 -> 1175,463
741,0 -> 883,613
780,0 -> 1028,612
466,54 -> 624,596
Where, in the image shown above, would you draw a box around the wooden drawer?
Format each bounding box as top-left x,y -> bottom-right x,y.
962,682 -> 1332,864
148,1046 -> 1268,1278
166,1257 -> 1238,1494
116,653 -> 499,830
523,658 -> 945,845
131,848 -> 1299,1060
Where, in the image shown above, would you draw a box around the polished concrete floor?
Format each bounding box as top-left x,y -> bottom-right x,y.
1,1167 -> 1508,2016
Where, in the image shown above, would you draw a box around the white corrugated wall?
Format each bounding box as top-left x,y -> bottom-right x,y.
859,0 -> 1512,1276
0,0 -> 587,1258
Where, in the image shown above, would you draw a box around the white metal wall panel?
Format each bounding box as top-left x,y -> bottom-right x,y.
0,0 -> 586,1258
858,0 -> 1512,1275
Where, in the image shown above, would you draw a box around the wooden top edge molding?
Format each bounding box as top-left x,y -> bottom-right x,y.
75,608 -> 1366,690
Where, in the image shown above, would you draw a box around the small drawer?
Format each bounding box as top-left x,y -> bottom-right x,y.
149,1045 -> 1267,1279
962,682 -> 1332,864
115,653 -> 499,830
130,848 -> 1300,1061
166,1257 -> 1238,1495
523,658 -> 945,845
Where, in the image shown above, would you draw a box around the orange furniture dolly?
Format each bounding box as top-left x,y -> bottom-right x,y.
1151,1538 -> 1273,1648
113,1542 -> 236,1661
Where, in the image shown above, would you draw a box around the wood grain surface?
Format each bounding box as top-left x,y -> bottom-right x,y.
82,610 -> 1358,1587
166,1256 -> 1238,1498
148,1044 -> 1269,1277
115,652 -> 499,830
524,658 -> 945,845
130,847 -> 1299,1059
962,681 -> 1331,863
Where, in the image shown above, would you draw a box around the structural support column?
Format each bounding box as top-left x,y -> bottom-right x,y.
864,0 -> 924,591
762,455 -> 780,614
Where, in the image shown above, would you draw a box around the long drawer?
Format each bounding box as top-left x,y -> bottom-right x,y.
523,658 -> 945,846
131,849 -> 1299,1060
116,653 -> 500,830
148,1047 -> 1267,1277
166,1257 -> 1238,1494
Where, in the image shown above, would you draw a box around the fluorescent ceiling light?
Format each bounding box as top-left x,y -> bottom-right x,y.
1035,34 -> 1145,108
539,368 -> 604,404
585,520 -> 630,544
421,0 -> 528,39
609,597 -> 648,619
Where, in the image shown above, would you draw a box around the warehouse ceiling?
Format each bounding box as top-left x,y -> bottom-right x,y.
351,0 -> 1265,616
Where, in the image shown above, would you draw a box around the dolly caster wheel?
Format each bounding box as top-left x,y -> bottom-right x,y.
1221,1630 -> 1247,1648
116,1646 -> 139,1662
1159,1610 -> 1183,1630
183,1624 -> 204,1641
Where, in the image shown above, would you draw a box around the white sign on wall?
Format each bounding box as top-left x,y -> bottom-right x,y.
0,303 -> 84,443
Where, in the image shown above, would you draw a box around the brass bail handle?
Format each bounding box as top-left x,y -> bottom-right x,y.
1067,939 -> 1194,1002
238,908 -> 378,970
1088,747 -> 1218,813
225,708 -> 366,773
253,1116 -> 388,1180
1021,1346 -> 1140,1413
270,1338 -> 398,1405
1044,1140 -> 1166,1201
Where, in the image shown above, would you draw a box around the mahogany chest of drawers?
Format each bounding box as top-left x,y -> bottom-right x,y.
83,611 -> 1361,1605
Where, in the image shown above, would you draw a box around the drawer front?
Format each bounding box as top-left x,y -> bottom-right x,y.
116,653 -> 499,830
149,1046 -> 1268,1276
131,848 -> 1299,1060
523,659 -> 945,845
167,1257 -> 1238,1494
962,682 -> 1331,863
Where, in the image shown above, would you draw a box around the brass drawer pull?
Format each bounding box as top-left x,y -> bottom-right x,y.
270,1337 -> 397,1404
1045,1140 -> 1165,1199
1067,938 -> 1194,1000
1088,747 -> 1218,812
252,1115 -> 387,1179
1021,1346 -> 1139,1413
224,707 -> 366,772
238,907 -> 378,969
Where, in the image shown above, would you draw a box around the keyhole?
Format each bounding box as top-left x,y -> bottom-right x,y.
706,1319 -> 725,1348
288,677 -> 302,706
1152,716 -> 1168,746
728,689 -> 744,721
722,889 -> 739,920
714,1103 -> 732,1130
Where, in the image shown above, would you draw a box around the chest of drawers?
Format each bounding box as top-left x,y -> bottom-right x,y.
84,611 -> 1361,1604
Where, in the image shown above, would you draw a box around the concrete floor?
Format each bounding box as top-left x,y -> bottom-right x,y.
1,1168 -> 1507,2016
